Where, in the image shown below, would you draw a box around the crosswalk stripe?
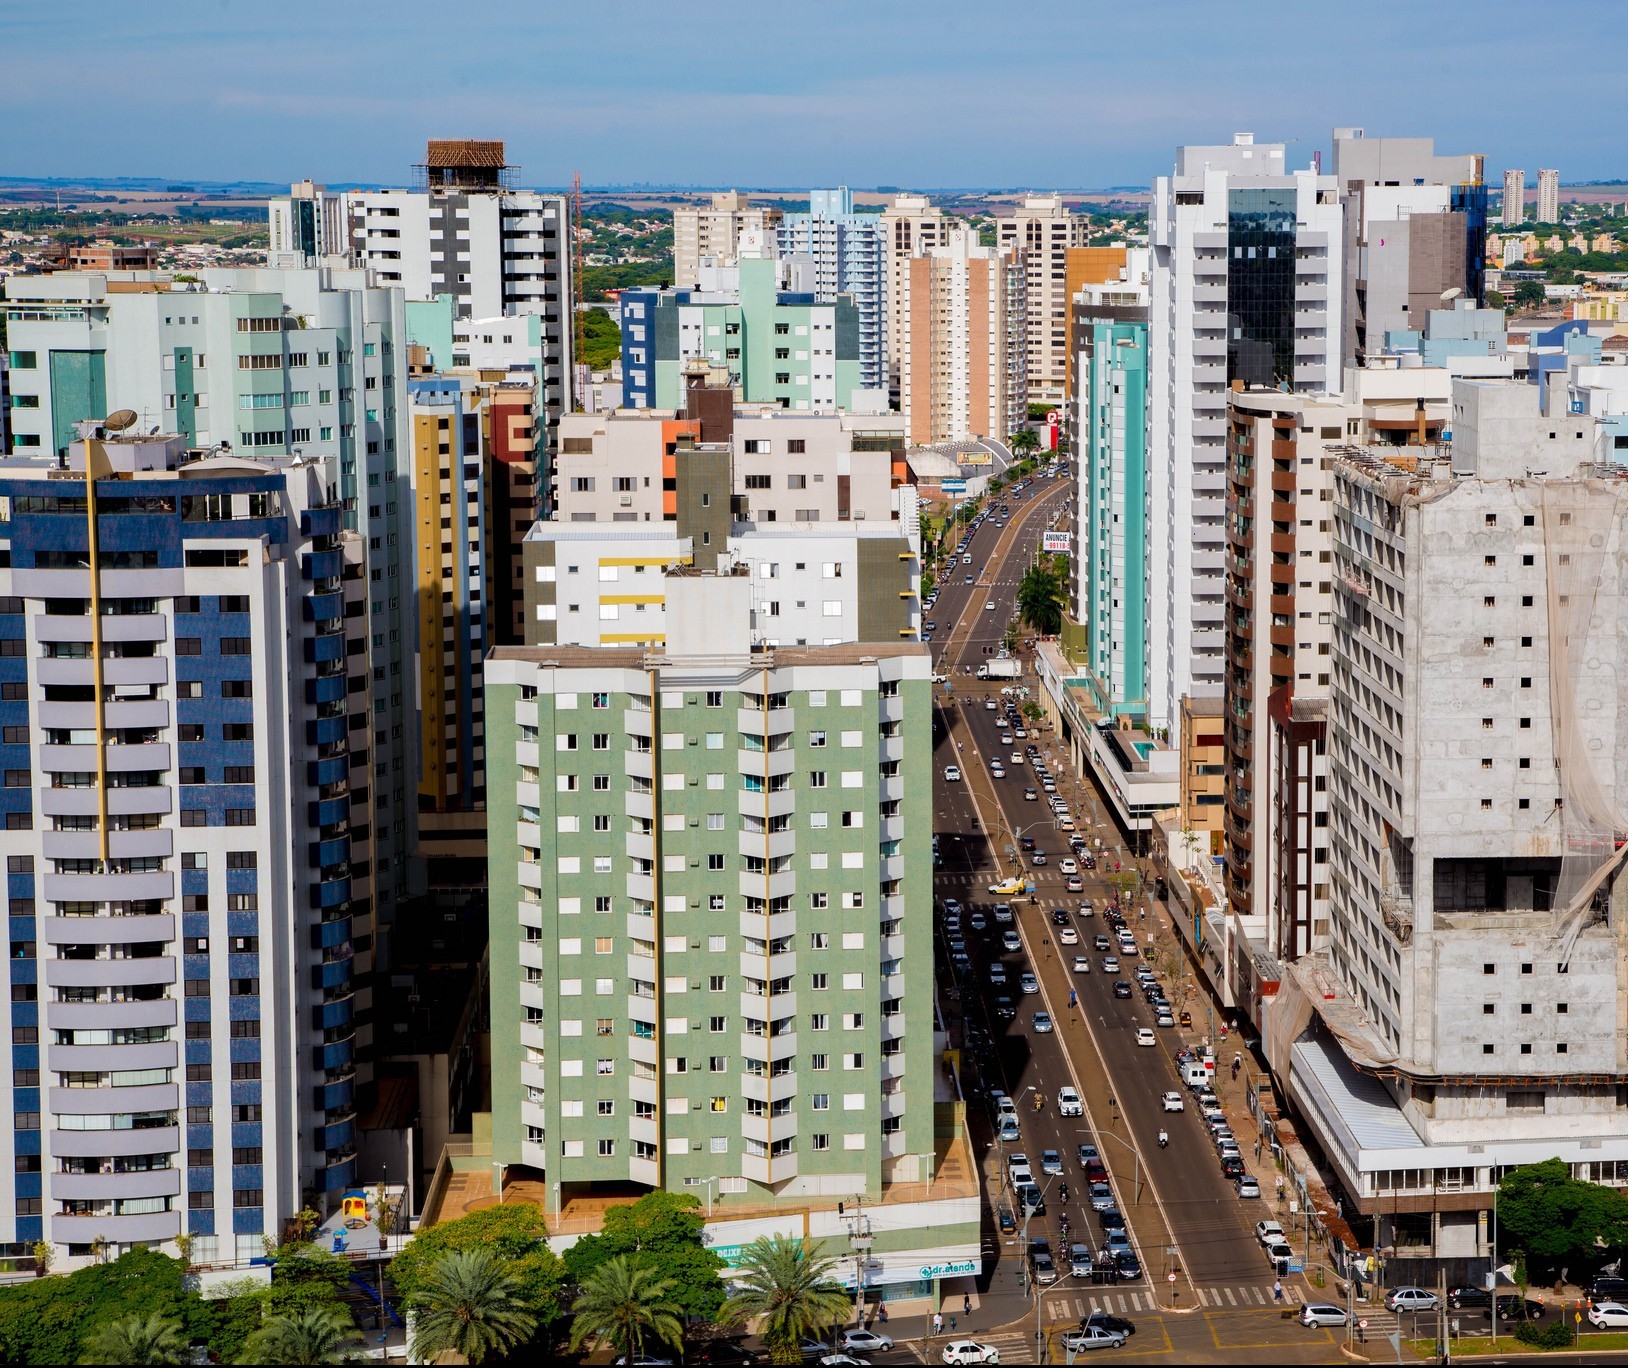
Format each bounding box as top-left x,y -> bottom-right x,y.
1225,1287 -> 1237,1305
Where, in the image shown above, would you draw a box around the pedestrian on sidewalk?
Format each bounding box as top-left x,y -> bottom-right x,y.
949,1315 -> 957,1334
933,1311 -> 943,1336
963,1293 -> 972,1317
878,1304 -> 888,1325
1273,1279 -> 1284,1303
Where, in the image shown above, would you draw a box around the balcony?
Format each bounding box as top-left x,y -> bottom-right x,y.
51,1210 -> 180,1244
312,915 -> 352,951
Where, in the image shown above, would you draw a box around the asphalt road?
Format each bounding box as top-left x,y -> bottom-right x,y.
911,470 -> 1367,1362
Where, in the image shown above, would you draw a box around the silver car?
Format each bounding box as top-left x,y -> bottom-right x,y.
1300,1302 -> 1348,1328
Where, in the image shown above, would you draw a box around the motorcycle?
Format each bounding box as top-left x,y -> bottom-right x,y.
1158,1130 -> 1168,1149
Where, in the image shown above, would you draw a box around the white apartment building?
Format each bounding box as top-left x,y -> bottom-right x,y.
898,230 -> 1025,447
267,181 -> 349,268
1,268 -> 418,933
779,190 -> 889,393
1501,168 -> 1526,226
879,194 -> 951,393
998,195 -> 1089,406
1537,167 -> 1560,224
269,143 -> 574,463
1148,133 -> 1343,733
1273,379 -> 1627,1264
0,432 -> 373,1266
672,192 -> 784,289
525,518 -> 920,653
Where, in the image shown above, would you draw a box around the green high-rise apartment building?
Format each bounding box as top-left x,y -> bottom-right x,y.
486,572 -> 948,1209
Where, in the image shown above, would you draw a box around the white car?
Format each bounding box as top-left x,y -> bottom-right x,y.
1255,1220 -> 1285,1246
1010,751 -> 1024,765
1072,955 -> 1090,973
840,1329 -> 894,1353
985,600 -> 996,611
1058,927 -> 1079,945
943,764 -> 961,781
1057,1086 -> 1083,1117
989,764 -> 1005,779
1059,857 -> 1078,874
942,1342 -> 1000,1366
1588,1301 -> 1628,1328
1160,1091 -> 1184,1112
1135,1028 -> 1156,1047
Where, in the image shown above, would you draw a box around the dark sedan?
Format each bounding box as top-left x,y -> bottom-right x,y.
1080,1312 -> 1136,1338
1113,981 -> 1133,999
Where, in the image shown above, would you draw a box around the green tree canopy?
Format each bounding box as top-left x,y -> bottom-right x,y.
1512,279 -> 1549,310
237,1304 -> 365,1366
1498,1157 -> 1628,1277
1008,428 -> 1040,454
0,1247 -> 193,1366
562,1190 -> 726,1321
580,307 -> 621,372
1017,559 -> 1067,636
718,1235 -> 850,1367
79,1312 -> 187,1366
390,1202 -> 565,1327
408,1248 -> 537,1365
567,1255 -> 685,1361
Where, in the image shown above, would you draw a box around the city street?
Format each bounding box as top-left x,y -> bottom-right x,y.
918,469 -> 1373,1363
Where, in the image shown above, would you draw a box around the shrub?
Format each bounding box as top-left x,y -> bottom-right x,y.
1514,1318 -> 1573,1349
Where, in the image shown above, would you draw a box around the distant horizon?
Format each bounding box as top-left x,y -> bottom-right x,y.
2,0 -> 1622,188
4,173 -> 1626,203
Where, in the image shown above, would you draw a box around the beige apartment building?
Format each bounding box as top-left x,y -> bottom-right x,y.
880,194 -> 951,392
999,195 -> 1090,405
899,230 -> 1026,447
672,191 -> 784,288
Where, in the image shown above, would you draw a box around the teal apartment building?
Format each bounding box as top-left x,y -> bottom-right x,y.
1068,303 -> 1151,720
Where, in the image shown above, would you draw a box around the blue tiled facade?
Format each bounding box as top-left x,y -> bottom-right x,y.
0,435 -> 364,1262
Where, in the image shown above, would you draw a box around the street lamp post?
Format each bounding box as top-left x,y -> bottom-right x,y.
1092,1129 -> 1144,1206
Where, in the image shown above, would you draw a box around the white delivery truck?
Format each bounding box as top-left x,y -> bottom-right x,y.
977,659 -> 1022,680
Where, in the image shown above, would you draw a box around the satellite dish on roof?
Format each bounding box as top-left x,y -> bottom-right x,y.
104,409 -> 138,432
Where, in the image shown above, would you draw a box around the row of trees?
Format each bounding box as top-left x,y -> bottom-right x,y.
2,1193 -> 857,1365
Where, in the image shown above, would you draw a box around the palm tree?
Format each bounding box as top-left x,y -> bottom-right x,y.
718,1235 -> 851,1366
80,1313 -> 186,1366
237,1305 -> 365,1366
1008,427 -> 1040,454
1017,560 -> 1066,637
409,1248 -> 537,1365
567,1255 -> 684,1362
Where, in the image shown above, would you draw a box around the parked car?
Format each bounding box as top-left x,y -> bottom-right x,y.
1235,1176 -> 1260,1199
1060,1326 -> 1125,1352
1588,1301 -> 1628,1328
1160,1092 -> 1184,1113
941,1343 -> 1001,1366
839,1330 -> 894,1354
1491,1295 -> 1546,1323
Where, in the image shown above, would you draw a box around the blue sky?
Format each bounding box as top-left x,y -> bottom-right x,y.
2,0 -> 1621,190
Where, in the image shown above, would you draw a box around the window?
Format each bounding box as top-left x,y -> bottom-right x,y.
809,770 -> 826,789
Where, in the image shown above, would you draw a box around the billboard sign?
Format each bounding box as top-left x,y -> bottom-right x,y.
941,479 -> 967,494
1042,531 -> 1071,554
959,450 -> 992,467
